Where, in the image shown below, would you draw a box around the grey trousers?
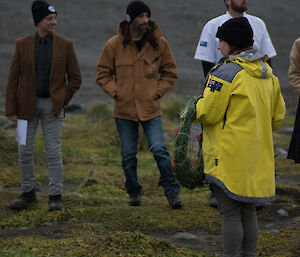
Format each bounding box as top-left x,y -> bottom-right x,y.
18,98 -> 63,195
214,185 -> 258,257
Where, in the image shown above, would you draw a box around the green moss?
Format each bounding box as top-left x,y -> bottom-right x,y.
0,190 -> 220,232
0,102 -> 299,256
161,95 -> 184,121
0,230 -> 206,257
86,101 -> 113,123
257,227 -> 300,256
0,131 -> 18,165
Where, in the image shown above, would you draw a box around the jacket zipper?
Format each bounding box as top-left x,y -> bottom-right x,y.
222,106 -> 229,129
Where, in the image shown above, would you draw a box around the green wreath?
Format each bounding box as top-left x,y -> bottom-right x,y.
173,96 -> 205,190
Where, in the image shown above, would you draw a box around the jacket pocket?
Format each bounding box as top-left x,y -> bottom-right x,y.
115,60 -> 134,100
203,126 -> 219,167
143,56 -> 159,78
115,59 -> 134,80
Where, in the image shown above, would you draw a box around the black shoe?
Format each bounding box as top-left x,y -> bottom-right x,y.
10,189 -> 37,210
167,192 -> 183,209
48,195 -> 62,211
209,196 -> 218,208
128,192 -> 141,206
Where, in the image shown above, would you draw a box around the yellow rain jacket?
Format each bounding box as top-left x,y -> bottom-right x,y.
196,49 -> 286,203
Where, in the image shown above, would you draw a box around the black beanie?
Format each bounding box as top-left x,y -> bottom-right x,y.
126,1 -> 151,23
216,17 -> 254,49
32,0 -> 57,26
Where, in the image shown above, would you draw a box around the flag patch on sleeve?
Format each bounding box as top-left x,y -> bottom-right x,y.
208,80 -> 223,92
199,41 -> 208,47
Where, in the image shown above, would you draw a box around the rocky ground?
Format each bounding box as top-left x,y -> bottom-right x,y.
1,0 -> 300,112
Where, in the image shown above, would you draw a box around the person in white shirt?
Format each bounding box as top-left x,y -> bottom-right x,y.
194,0 -> 276,77
194,0 -> 276,208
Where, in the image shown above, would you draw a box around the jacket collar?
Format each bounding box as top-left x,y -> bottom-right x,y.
119,20 -> 159,50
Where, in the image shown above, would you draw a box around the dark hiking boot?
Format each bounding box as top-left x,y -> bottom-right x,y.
128,192 -> 141,206
10,189 -> 37,210
48,195 -> 62,211
167,192 -> 183,209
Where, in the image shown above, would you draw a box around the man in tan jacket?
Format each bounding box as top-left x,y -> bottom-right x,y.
6,0 -> 81,211
287,38 -> 300,162
96,0 -> 182,209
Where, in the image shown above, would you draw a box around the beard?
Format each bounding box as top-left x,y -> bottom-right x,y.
133,22 -> 147,34
131,17 -> 148,35
231,0 -> 248,13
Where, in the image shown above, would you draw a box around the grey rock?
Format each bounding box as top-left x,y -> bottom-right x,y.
275,147 -> 288,159
265,223 -> 274,228
0,116 -> 14,130
89,169 -> 94,177
174,232 -> 199,241
269,229 -> 280,234
281,127 -> 294,136
292,216 -> 300,223
277,208 -> 289,217
0,184 -> 10,188
44,222 -> 58,226
65,104 -> 85,114
0,116 -> 8,126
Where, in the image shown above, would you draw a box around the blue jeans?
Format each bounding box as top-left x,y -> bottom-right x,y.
115,116 -> 179,196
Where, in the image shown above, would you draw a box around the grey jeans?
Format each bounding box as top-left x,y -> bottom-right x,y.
18,98 -> 63,195
214,185 -> 258,257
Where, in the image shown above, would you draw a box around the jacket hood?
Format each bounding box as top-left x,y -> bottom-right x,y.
117,20 -> 162,49
226,48 -> 272,78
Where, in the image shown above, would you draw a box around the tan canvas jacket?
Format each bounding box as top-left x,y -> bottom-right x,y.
6,33 -> 81,120
96,20 -> 177,121
289,37 -> 300,96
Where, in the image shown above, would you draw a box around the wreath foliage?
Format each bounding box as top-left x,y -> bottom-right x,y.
173,96 -> 205,190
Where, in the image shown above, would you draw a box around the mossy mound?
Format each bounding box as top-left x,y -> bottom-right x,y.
0,99 -> 299,256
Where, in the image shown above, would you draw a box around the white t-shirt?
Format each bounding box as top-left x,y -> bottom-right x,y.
194,12 -> 276,64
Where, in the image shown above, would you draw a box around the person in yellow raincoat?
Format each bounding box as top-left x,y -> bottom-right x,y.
196,17 -> 286,257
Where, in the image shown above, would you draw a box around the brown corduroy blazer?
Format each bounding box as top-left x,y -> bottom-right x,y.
6,33 -> 81,120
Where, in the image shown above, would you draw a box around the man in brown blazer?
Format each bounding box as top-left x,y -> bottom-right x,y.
6,0 -> 81,211
96,1 -> 182,209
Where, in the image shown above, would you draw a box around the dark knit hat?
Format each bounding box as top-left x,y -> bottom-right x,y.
216,17 -> 254,49
32,0 -> 57,25
126,1 -> 151,23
